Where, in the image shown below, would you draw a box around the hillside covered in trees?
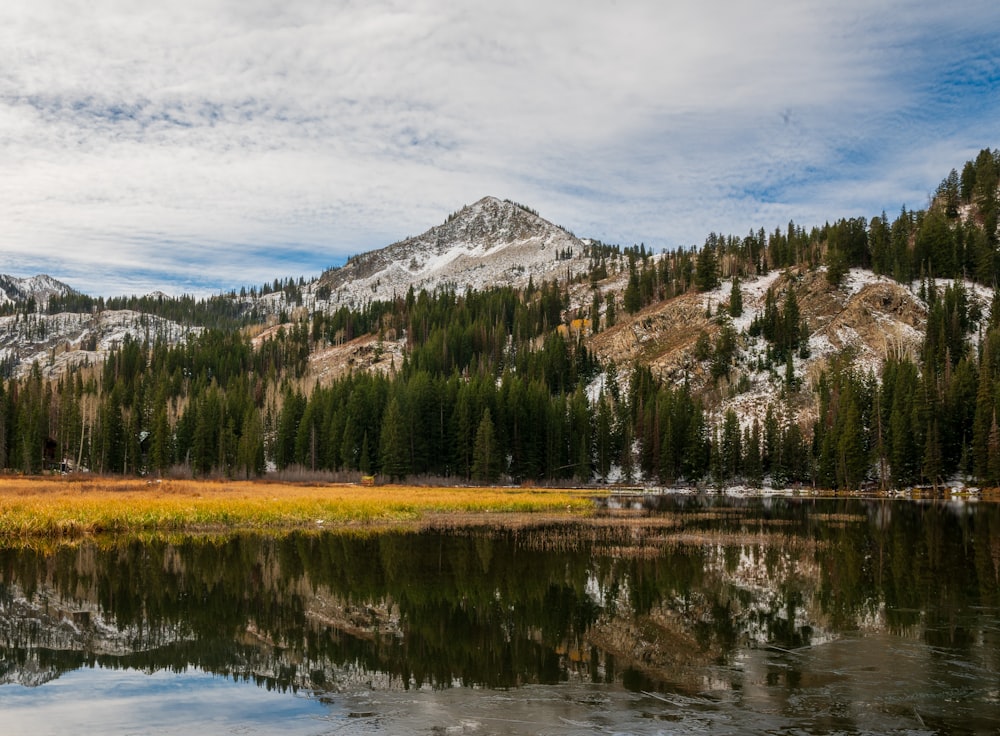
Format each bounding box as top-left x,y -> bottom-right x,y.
1,149 -> 1000,491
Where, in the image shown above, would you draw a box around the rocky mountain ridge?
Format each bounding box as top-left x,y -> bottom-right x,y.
315,196 -> 590,307
0,305 -> 200,380
0,196 -> 595,378
0,273 -> 74,308
585,264 -> 973,431
0,192 -> 987,442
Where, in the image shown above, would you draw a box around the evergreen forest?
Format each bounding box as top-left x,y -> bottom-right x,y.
2,149 -> 1000,490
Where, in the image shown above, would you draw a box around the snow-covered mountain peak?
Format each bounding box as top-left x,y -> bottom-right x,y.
316,197 -> 588,306
424,196 -> 567,252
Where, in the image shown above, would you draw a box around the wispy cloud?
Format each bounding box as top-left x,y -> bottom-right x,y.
3,666 -> 330,735
1,0 -> 998,295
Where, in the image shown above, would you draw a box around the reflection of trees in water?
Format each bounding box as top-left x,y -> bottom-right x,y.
0,499 -> 997,694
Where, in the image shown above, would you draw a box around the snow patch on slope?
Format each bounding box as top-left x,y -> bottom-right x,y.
0,309 -> 200,378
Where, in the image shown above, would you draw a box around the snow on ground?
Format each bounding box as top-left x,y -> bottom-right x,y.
708,267 -> 918,432
731,270 -> 783,333
839,267 -> 895,298
831,325 -> 880,374
964,280 -> 995,312
332,236 -> 584,310
0,273 -> 73,308
586,371 -> 608,404
690,270 -> 797,431
699,268 -> 781,309
1,309 -> 200,378
321,197 -> 593,310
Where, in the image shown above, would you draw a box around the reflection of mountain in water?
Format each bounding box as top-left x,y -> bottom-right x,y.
0,591 -> 133,687
1,498 -> 999,697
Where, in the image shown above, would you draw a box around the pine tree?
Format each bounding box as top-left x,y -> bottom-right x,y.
826,247 -> 847,287
236,407 -> 265,478
623,271 -> 641,314
590,291 -> 602,334
592,395 -> 612,482
340,411 -> 359,471
721,409 -> 742,482
783,288 -> 801,354
784,353 -> 796,390
605,293 -> 616,328
546,394 -> 567,480
13,366 -> 46,473
973,347 -> 994,481
695,246 -> 719,292
191,389 -> 220,476
782,421 -> 808,485
681,402 -> 709,482
150,405 -> 172,475
988,413 -> 1000,487
451,387 -> 475,479
619,402 -> 634,483
922,419 -> 943,488
869,211 -> 891,275
294,399 -> 321,470
472,408 -> 500,483
728,275 -> 743,318
709,427 -> 724,489
0,382 -> 7,470
763,405 -> 780,477
275,389 -> 304,470
99,385 -> 125,474
838,400 -> 867,489
570,387 -> 591,482
359,431 -> 372,475
658,411 -> 675,485
745,419 -> 763,488
379,397 -> 410,481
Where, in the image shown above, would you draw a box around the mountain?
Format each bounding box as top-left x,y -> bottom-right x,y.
0,201 -> 951,401
0,273 -> 74,309
315,196 -> 589,306
585,264 -> 982,431
0,309 -> 200,380
3,146 -> 1000,488
0,273 -> 200,379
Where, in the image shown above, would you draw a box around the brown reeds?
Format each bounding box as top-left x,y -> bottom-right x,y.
0,476 -> 597,538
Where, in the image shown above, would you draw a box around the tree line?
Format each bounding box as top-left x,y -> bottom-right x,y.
4,275 -> 997,489
1,149 -> 998,488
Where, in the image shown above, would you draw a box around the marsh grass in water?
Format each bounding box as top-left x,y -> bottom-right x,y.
0,477 -> 596,538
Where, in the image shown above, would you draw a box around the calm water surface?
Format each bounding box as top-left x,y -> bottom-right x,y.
1,495 -> 999,734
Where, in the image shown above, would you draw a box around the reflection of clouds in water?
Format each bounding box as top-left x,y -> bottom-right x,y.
6,649 -> 997,736
1,502 -> 999,734
0,667 -> 333,736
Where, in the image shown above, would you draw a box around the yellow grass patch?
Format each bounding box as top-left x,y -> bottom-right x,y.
0,476 -> 597,538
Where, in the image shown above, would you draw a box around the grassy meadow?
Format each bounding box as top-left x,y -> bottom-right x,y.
0,476 -> 598,538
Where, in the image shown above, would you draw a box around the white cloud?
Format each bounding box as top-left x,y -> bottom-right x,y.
0,0 -> 998,295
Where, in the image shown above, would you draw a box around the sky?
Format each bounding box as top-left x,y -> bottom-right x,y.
1,0 -> 998,297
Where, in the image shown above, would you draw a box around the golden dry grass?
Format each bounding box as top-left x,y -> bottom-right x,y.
0,476 -> 598,538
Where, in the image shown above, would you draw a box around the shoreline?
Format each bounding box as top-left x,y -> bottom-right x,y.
0,476 -> 599,538
2,476 -> 996,540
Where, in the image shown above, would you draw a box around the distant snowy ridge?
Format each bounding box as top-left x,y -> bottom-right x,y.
0,273 -> 74,308
0,309 -> 200,379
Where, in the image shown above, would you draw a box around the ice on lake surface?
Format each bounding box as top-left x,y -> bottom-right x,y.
2,495 -> 999,734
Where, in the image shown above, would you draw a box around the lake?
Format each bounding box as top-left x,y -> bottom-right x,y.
1,494 -> 998,734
